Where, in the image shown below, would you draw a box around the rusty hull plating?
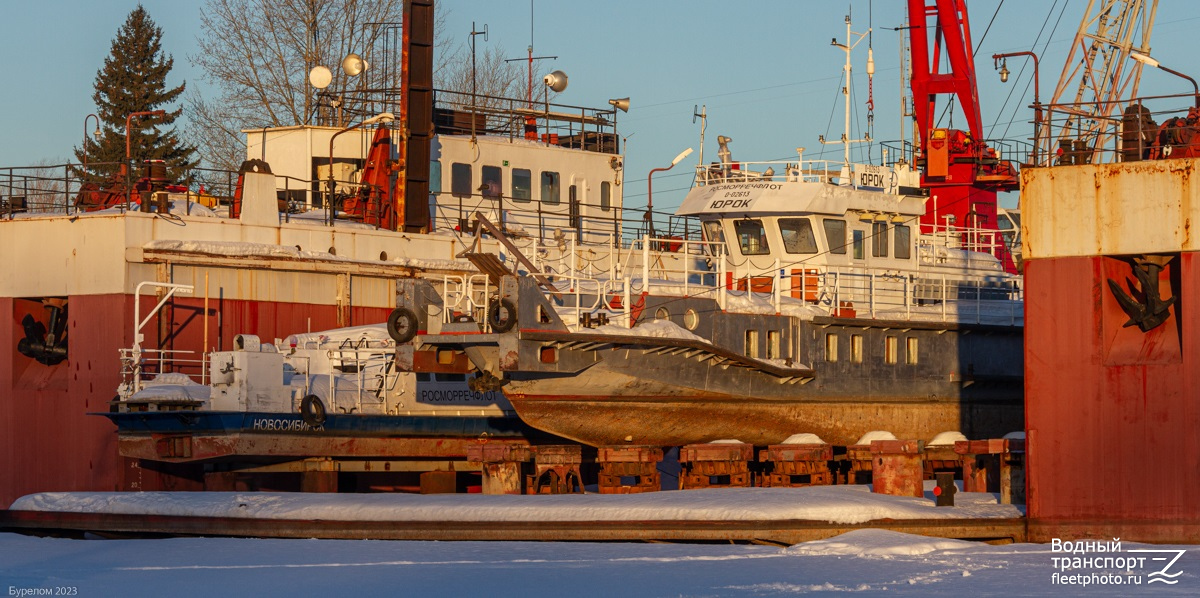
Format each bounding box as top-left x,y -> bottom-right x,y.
1023,157 -> 1200,543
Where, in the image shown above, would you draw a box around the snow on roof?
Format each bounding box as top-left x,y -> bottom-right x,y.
928,431 -> 968,446
285,323 -> 393,349
781,433 -> 827,445
10,485 -> 1021,525
145,239 -> 355,261
855,430 -> 898,445
592,319 -> 708,342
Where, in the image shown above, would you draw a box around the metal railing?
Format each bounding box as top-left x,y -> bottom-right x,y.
500,232 -> 1023,329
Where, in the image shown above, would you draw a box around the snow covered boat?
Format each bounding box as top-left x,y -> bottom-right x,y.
407,139 -> 1024,447
2,72 -> 642,498
103,323 -> 538,441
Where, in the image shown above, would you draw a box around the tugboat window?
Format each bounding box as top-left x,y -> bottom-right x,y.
872,222 -> 889,257
601,181 -> 611,211
825,333 -> 838,362
702,221 -> 726,247
541,171 -> 561,204
852,229 -> 865,259
885,336 -> 898,364
734,219 -> 770,255
451,163 -> 472,198
906,337 -> 919,364
823,219 -> 847,254
429,161 -> 442,193
745,330 -> 759,358
851,334 -> 863,363
512,168 -> 532,202
767,330 -> 781,359
481,165 -> 502,199
779,218 -> 818,254
894,224 -> 911,260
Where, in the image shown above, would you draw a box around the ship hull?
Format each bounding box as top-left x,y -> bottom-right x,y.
495,313 -> 1024,447
101,411 -> 536,439
507,396 -> 1019,447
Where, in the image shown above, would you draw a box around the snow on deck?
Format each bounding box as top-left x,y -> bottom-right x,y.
10,485 -> 1021,524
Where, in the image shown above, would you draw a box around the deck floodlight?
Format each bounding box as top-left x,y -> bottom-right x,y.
544,70 -> 569,93
342,53 -> 367,77
309,66 -> 333,89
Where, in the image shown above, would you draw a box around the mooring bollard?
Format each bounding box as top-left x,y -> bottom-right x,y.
934,471 -> 957,506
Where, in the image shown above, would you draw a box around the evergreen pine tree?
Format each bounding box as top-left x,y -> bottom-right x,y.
75,5 -> 195,180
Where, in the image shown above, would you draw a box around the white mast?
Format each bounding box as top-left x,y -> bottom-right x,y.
821,13 -> 872,165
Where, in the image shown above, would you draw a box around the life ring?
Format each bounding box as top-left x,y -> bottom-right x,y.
488,298 -> 517,332
300,394 -> 327,427
387,306 -> 419,343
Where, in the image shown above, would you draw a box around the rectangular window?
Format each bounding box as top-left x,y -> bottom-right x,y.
852,229 -> 865,260
745,330 -> 759,358
823,219 -> 847,254
600,181 -> 611,211
779,218 -> 818,254
825,333 -> 838,362
906,337 -> 919,365
429,161 -> 442,193
703,220 -> 725,244
569,185 -> 580,229
872,222 -> 890,257
481,165 -> 502,199
885,336 -> 898,364
734,219 -> 771,255
541,171 -> 561,204
767,330 -> 781,359
451,163 -> 472,198
894,224 -> 911,260
512,168 -> 532,202
851,334 -> 863,363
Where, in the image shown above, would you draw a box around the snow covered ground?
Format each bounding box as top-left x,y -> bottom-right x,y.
2,529 -> 1194,597
10,485 -> 1021,524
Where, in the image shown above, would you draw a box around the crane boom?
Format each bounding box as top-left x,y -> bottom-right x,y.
907,0 -> 1019,273
1044,0 -> 1157,164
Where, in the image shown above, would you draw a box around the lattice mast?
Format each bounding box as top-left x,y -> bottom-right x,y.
1044,0 -> 1157,162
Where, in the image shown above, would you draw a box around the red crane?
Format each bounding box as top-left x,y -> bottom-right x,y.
907,0 -> 1019,273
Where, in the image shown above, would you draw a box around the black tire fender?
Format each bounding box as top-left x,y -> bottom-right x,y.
488,298 -> 518,333
300,394 -> 327,427
387,306 -> 419,343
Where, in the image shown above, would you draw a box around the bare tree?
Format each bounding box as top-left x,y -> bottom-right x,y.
187,0 -> 527,171
188,0 -> 405,171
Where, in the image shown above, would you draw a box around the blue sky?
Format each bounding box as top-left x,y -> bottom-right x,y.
3,1 -> 1199,212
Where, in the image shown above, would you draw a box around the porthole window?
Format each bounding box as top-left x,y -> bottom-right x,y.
684,309 -> 699,330
655,307 -> 670,320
